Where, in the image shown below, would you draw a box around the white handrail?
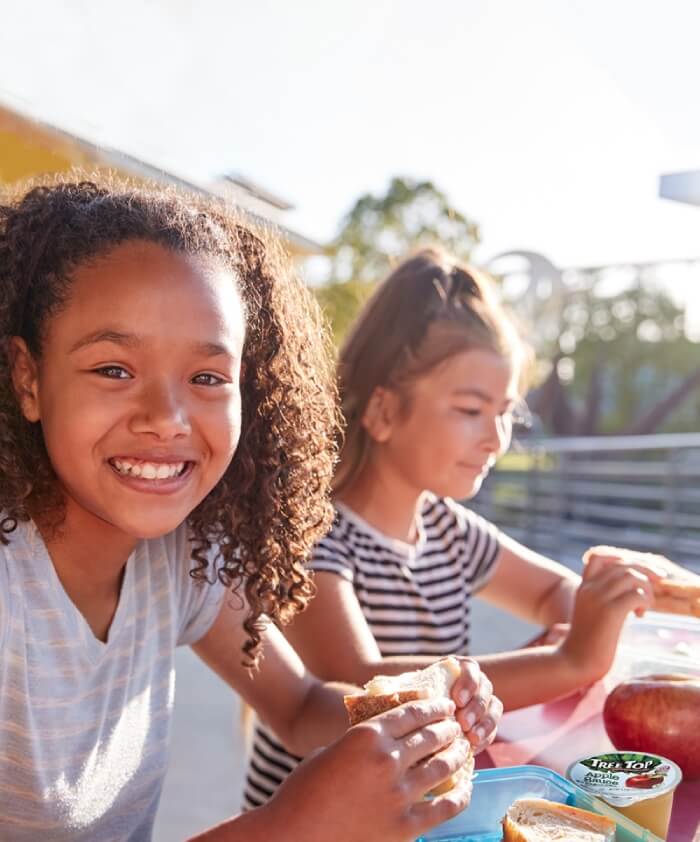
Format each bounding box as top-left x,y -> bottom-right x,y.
518,432 -> 700,453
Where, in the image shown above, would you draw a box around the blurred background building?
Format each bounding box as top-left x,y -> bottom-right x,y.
0,101 -> 322,258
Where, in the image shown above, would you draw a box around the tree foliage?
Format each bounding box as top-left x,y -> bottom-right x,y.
524,277 -> 700,435
315,177 -> 480,345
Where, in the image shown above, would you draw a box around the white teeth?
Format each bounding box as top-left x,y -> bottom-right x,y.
111,459 -> 187,480
156,464 -> 171,480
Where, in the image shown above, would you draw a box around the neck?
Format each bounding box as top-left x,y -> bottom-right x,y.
337,458 -> 424,544
34,497 -> 137,598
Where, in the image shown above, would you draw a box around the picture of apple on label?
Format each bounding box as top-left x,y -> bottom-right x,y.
568,752 -> 682,807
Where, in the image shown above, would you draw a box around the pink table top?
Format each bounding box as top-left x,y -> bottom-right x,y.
478,680 -> 700,841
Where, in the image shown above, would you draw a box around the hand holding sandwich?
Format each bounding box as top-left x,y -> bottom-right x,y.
259,695 -> 473,842
583,545 -> 700,617
558,552 -> 655,684
448,656 -> 501,752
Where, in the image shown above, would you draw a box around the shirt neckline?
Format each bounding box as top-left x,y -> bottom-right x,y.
24,518 -> 137,663
334,496 -> 429,561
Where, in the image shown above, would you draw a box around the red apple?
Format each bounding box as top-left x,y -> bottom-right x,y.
603,674 -> 700,779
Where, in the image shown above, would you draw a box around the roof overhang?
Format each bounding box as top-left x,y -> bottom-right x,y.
0,101 -> 323,256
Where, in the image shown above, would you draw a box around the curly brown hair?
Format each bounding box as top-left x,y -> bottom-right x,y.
0,174 -> 338,665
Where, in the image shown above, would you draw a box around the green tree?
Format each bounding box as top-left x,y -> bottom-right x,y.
316,177 -> 480,345
525,278 -> 700,435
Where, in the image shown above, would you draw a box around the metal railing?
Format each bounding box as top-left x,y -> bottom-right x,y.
471,432 -> 700,570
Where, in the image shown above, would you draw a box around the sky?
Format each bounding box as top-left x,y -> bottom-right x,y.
1,0 -> 699,322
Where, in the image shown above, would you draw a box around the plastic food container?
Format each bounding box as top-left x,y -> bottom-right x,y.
417,765 -> 661,842
609,612 -> 700,684
568,752 -> 682,841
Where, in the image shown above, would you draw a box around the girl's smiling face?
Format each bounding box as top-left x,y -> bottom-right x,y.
364,348 -> 520,500
11,240 -> 245,541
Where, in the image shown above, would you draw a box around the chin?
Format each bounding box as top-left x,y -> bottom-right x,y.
103,506 -> 194,541
432,477 -> 481,501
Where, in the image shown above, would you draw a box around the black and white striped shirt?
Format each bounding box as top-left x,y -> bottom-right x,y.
243,493 -> 502,809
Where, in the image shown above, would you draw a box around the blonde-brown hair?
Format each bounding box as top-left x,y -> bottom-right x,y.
334,247 -> 525,495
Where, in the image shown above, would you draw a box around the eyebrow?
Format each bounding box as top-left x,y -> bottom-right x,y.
452,387 -> 494,402
70,329 -> 235,358
70,330 -> 140,353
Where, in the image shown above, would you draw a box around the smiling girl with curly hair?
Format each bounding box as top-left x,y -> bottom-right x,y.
0,176 -> 483,841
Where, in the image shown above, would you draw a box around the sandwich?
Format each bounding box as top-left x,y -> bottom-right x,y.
583,546 -> 700,618
653,578 -> 700,618
502,798 -> 616,841
343,656 -> 474,796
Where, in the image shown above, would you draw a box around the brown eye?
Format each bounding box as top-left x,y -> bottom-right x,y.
191,373 -> 225,386
93,366 -> 130,379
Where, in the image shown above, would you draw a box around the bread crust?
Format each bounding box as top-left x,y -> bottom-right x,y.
502,798 -> 616,841
502,815 -> 533,842
655,578 -> 700,617
343,690 -> 424,726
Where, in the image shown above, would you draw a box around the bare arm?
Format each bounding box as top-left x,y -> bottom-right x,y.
478,535 -> 580,627
284,573 -> 573,711
285,562 -> 652,713
192,595 -> 354,755
188,807 -> 276,841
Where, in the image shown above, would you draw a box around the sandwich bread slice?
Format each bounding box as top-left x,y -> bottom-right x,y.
502,798 -> 616,841
653,577 -> 700,618
343,657 -> 474,796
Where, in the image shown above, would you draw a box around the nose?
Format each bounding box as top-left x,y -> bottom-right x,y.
129,378 -> 191,440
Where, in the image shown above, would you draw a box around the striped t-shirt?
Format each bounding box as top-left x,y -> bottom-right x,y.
243,493 -> 502,809
0,518 -> 226,841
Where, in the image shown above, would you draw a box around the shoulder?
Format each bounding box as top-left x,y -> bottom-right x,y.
309,507 -> 358,579
146,524 -> 227,647
422,494 -> 502,546
0,518 -> 40,645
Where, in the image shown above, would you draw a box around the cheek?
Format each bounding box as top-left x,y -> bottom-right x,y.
445,412 -> 481,446
40,382 -> 117,451
208,394 -> 242,460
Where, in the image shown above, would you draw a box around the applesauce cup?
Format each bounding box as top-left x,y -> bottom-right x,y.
568,751 -> 682,840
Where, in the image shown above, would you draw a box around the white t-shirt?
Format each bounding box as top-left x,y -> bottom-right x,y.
0,518 -> 226,841
243,493 -> 502,809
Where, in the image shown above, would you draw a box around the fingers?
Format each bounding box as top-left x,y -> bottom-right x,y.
455,671 -> 493,729
578,564 -> 654,625
408,766 -> 473,838
459,694 -> 502,753
406,736 -> 472,798
399,718 -> 463,769
451,657 -> 481,707
582,561 -> 653,599
584,545 -> 670,583
449,661 -> 501,752
374,697 -> 456,741
576,564 -> 654,627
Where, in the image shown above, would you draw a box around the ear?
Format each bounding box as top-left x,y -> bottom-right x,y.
8,337 -> 41,423
361,387 -> 400,443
